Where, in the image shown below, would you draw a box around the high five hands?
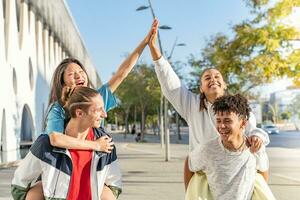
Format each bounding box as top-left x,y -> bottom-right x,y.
148,19 -> 162,60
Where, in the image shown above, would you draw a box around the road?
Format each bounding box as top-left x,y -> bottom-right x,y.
268,131 -> 300,148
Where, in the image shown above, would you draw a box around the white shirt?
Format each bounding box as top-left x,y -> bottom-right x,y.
190,137 -> 257,200
154,57 -> 269,170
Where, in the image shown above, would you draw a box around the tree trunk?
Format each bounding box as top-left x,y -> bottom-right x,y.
176,112 -> 182,140
114,115 -> 118,130
152,123 -> 156,135
141,104 -> 146,141
134,106 -> 137,126
124,106 -> 131,138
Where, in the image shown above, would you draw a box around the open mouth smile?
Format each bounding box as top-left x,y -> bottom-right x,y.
208,82 -> 221,88
76,80 -> 85,86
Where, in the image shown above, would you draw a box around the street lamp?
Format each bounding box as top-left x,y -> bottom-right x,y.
136,0 -> 172,161
267,103 -> 277,123
158,25 -> 172,30
136,6 -> 149,11
167,37 -> 186,60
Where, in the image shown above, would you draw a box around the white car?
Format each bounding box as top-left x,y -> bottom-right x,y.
262,124 -> 280,135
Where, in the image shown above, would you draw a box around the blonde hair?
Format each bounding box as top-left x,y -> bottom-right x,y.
61,86 -> 99,118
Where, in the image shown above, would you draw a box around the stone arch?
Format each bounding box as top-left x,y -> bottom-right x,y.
1,109 -> 6,151
20,104 -> 34,145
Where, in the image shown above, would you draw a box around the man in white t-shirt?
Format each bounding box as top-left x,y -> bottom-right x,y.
188,94 -> 275,200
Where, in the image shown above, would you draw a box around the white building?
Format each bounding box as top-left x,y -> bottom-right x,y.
0,0 -> 101,163
270,89 -> 300,113
249,101 -> 262,124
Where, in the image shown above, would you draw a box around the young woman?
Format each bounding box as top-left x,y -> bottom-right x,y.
148,19 -> 269,190
47,19 -> 159,152
24,20 -> 159,200
12,86 -> 122,200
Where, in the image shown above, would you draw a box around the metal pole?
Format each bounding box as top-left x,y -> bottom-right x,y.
164,97 -> 170,161
160,94 -> 165,148
148,0 -> 170,159
168,37 -> 178,60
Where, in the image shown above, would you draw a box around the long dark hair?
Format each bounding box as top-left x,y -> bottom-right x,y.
43,58 -> 90,131
48,58 -> 90,107
199,68 -> 224,111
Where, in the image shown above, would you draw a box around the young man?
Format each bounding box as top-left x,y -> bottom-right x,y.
11,87 -> 122,200
187,94 -> 275,200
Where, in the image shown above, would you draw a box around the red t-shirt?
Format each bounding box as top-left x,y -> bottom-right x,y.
67,128 -> 94,200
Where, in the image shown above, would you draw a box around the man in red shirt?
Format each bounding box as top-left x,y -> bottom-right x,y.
12,87 -> 122,200
62,86 -> 121,200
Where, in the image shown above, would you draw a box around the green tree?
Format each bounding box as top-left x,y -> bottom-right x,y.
114,63 -> 161,140
189,0 -> 300,94
280,112 -> 291,120
291,94 -> 300,118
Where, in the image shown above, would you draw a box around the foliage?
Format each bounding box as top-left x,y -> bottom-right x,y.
111,63 -> 161,135
291,94 -> 300,118
280,112 -> 291,120
189,0 -> 300,95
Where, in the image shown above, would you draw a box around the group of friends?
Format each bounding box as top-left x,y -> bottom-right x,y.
11,19 -> 276,200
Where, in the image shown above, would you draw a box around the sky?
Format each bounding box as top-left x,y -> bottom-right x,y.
66,0 -> 293,98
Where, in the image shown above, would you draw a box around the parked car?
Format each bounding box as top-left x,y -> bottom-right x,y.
262,124 -> 280,134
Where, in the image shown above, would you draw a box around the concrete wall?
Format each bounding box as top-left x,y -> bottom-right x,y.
0,0 -> 101,162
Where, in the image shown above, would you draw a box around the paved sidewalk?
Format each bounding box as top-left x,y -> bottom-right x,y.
114,133 -> 300,200
0,132 -> 300,200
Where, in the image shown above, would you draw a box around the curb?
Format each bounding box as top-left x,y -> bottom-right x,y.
0,160 -> 20,169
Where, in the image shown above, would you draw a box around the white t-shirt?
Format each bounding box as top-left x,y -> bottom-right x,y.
189,137 -> 260,200
153,56 -> 269,170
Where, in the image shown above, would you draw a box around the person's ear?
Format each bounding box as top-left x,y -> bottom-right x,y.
224,82 -> 227,90
75,109 -> 84,118
240,119 -> 247,129
200,85 -> 203,93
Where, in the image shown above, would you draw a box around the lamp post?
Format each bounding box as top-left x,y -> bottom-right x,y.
136,0 -> 172,161
267,103 -> 277,123
167,37 -> 186,60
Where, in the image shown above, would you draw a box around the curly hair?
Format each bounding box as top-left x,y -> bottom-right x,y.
212,94 -> 251,120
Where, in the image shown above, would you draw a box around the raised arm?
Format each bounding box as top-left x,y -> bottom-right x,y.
108,20 -> 158,92
148,19 -> 161,61
148,19 -> 195,121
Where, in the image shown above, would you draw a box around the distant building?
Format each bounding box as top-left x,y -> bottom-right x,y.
270,89 -> 300,113
249,101 -> 262,124
0,0 -> 101,163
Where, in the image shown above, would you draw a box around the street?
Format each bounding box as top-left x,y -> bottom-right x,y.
0,129 -> 299,200
268,131 -> 300,148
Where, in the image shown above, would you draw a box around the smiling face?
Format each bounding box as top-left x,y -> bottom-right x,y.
216,111 -> 246,143
200,69 -> 226,99
63,62 -> 88,87
79,94 -> 107,128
